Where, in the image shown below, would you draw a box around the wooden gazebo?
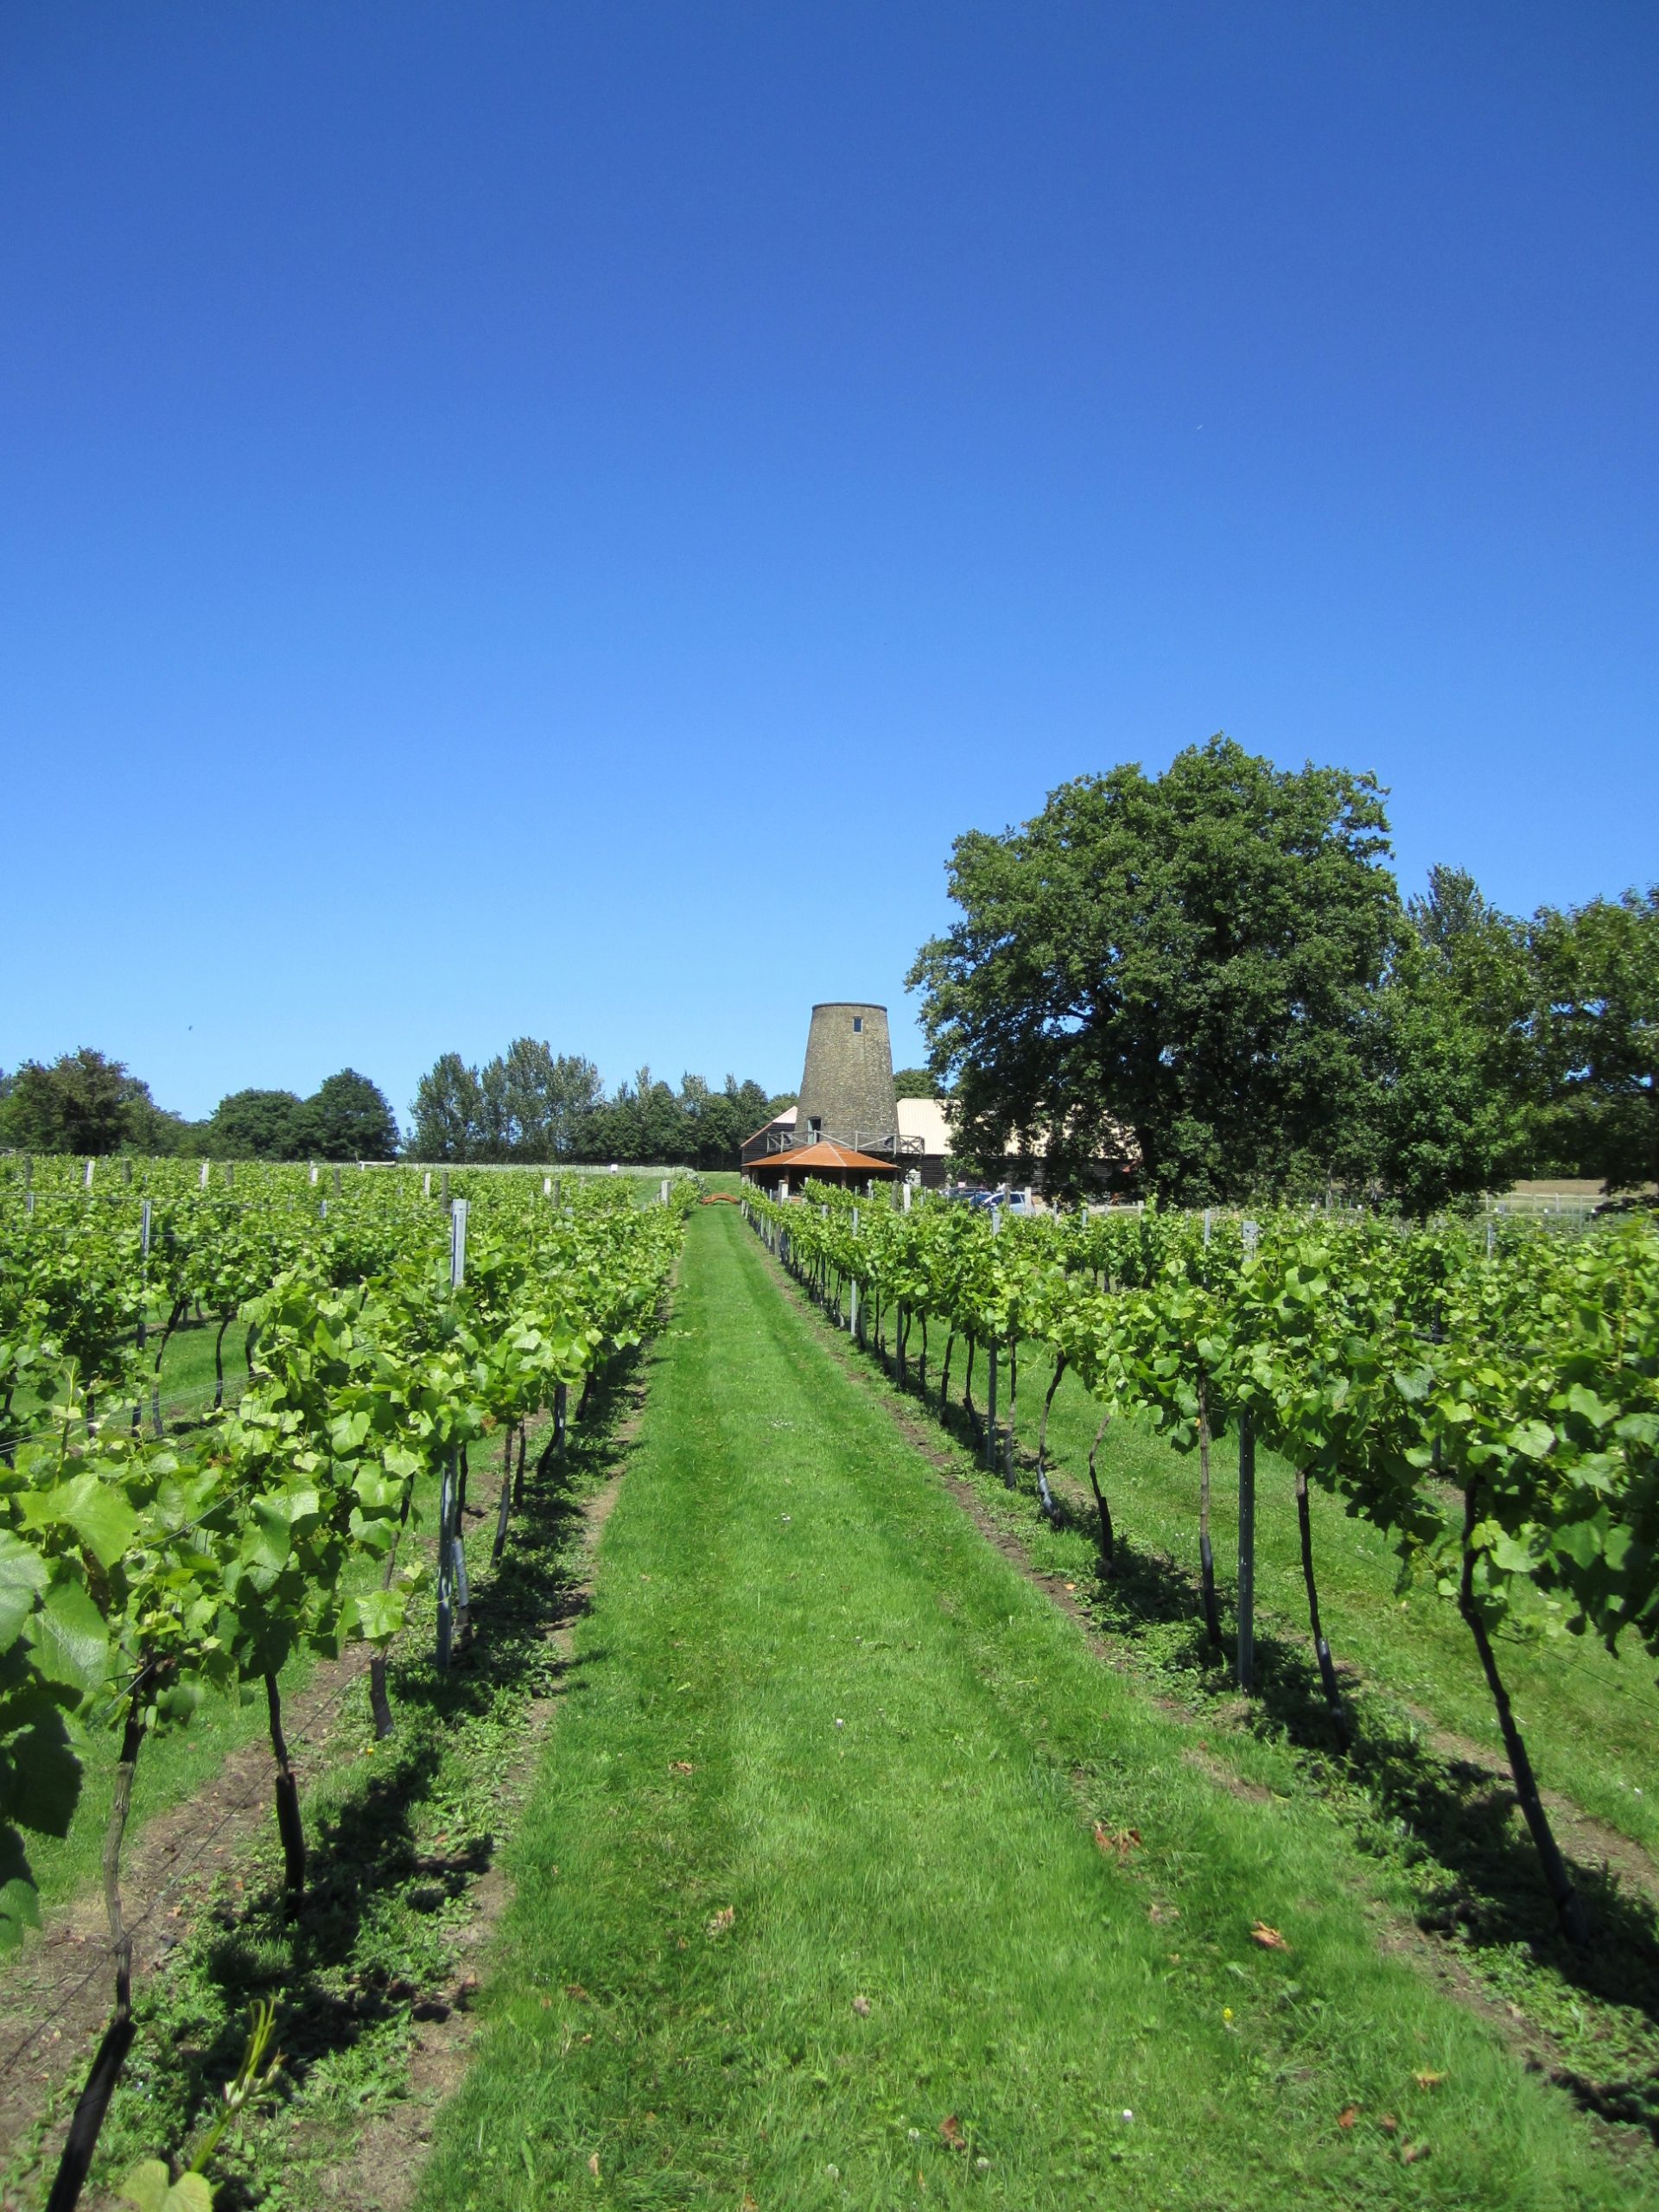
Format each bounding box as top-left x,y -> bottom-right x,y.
741,1139 -> 899,1200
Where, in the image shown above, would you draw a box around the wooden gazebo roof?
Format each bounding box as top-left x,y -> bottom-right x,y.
746,1141 -> 899,1178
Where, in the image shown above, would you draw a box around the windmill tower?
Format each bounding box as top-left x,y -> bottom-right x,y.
794,1002 -> 898,1154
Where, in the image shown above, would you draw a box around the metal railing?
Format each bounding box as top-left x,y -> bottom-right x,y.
761,1127 -> 924,1158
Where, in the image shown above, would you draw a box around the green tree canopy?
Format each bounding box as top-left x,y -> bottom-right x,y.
907,737 -> 1398,1204
496,1040 -> 603,1160
1351,865 -> 1537,1216
0,1049 -> 156,1155
409,1053 -> 484,1160
296,1069 -> 399,1161
405,1050 -> 774,1166
677,1074 -> 775,1168
893,1067 -> 942,1099
124,1093 -> 198,1156
207,1088 -> 307,1160
1531,887 -> 1659,1191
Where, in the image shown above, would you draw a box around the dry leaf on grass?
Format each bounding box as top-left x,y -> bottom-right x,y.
1094,1822 -> 1142,1861
1401,2140 -> 1430,2164
1413,2069 -> 1446,2089
707,1905 -> 736,1937
671,1760 -> 696,1774
1147,1901 -> 1180,1924
852,1994 -> 872,2017
588,2152 -> 601,2177
1337,2106 -> 1359,2129
1378,2113 -> 1398,2133
1249,1922 -> 1290,1950
565,1983 -> 590,2001
940,2115 -> 966,2151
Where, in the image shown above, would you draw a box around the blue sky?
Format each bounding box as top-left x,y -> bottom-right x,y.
3,3 -> 1654,1125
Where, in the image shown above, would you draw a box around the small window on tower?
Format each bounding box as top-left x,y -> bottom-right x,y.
853,1015 -> 862,1033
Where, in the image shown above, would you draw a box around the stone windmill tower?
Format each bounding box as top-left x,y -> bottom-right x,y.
794,1002 -> 899,1154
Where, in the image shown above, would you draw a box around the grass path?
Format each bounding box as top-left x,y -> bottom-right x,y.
415,1206 -> 1648,2211
1019,1337 -> 1659,1860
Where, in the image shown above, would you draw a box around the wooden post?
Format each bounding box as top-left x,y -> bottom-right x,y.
985,1342 -> 998,1468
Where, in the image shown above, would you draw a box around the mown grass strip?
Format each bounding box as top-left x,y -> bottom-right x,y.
417,1206 -> 1649,2210
1024,1336 -> 1659,1859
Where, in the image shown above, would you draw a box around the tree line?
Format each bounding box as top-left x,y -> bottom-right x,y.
910,735 -> 1657,1212
0,1044 -> 794,1169
409,1042 -> 791,1167
0,1052 -> 400,1161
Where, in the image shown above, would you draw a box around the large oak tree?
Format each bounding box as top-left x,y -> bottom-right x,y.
907,737 -> 1397,1203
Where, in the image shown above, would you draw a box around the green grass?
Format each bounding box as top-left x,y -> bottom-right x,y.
5,1305 -> 251,1456
3,1386 -> 628,2212
413,1206 -> 1648,2211
1012,1340 -> 1659,1857
147,1306 -> 253,1414
21,1668 -> 302,1915
791,1264 -> 1659,2138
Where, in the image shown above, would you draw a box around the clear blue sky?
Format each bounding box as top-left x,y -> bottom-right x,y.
3,3 -> 1654,1126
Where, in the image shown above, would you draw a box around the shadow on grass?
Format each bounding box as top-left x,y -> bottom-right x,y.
856,1327 -> 1659,2137
121,1345 -> 655,2205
